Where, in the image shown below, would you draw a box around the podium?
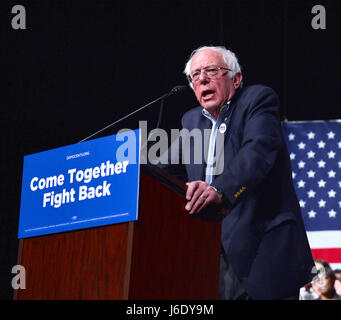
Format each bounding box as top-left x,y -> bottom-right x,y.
15,165 -> 221,299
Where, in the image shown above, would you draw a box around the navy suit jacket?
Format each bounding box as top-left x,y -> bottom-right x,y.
159,84 -> 315,299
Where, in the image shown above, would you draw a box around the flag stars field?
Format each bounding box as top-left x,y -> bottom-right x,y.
317,141 -> 326,149
308,210 -> 317,218
298,142 -> 306,150
317,160 -> 326,168
318,179 -> 326,188
328,189 -> 336,198
307,190 -> 316,198
298,160 -> 306,169
307,132 -> 315,139
307,170 -> 316,178
284,122 -> 341,270
328,209 -> 337,218
318,199 -> 326,208
328,170 -> 336,178
328,150 -> 336,159
298,180 -> 306,188
327,131 -> 335,139
307,150 -> 315,158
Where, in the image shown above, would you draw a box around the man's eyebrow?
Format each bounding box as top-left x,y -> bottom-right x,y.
191,65 -> 218,72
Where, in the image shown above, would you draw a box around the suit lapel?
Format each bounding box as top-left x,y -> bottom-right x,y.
213,90 -> 241,180
189,115 -> 211,181
186,89 -> 241,182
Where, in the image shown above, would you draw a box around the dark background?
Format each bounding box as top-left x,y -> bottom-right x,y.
0,0 -> 340,299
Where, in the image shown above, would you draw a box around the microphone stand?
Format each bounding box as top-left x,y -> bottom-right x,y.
141,96 -> 165,162
78,92 -> 169,143
156,96 -> 165,130
78,86 -> 186,144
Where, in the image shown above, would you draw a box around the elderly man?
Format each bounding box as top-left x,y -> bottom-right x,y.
159,45 -> 315,300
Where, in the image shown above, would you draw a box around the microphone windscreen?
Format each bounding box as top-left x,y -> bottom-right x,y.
169,85 -> 188,95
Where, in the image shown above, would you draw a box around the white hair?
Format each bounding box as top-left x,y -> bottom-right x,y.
184,46 -> 242,88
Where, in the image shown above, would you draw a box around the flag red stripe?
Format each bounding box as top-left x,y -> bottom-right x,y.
311,248 -> 341,263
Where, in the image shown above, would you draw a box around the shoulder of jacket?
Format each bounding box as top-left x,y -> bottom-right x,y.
181,106 -> 202,125
238,84 -> 278,99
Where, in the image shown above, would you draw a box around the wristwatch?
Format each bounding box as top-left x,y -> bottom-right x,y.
211,186 -> 231,215
211,186 -> 223,198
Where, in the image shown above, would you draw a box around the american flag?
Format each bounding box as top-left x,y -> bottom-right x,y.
283,120 -> 341,270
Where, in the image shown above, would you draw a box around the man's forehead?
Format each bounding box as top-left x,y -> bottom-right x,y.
190,49 -> 225,71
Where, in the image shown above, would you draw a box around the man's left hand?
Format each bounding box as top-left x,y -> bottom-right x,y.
185,180 -> 223,214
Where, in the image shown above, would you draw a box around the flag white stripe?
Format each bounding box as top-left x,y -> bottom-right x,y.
306,231 -> 341,248
330,263 -> 341,270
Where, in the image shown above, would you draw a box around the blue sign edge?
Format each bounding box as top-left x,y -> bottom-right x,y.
17,130 -> 141,239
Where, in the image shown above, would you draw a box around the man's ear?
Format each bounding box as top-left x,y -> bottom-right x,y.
233,72 -> 243,89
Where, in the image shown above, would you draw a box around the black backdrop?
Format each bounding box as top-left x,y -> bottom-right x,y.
1,0 -> 340,299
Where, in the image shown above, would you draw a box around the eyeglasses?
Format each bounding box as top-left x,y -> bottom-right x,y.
188,66 -> 231,83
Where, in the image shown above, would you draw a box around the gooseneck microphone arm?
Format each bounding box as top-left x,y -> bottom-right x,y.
78,85 -> 187,143
156,96 -> 165,130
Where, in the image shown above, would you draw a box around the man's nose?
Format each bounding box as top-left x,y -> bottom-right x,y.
198,71 -> 209,82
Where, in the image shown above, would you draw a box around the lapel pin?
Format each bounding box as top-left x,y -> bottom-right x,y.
219,123 -> 227,134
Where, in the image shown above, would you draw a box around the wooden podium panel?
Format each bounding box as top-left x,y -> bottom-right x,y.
15,167 -> 221,299
15,222 -> 134,299
129,173 -> 221,299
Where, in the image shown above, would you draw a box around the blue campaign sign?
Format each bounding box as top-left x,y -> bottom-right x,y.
18,129 -> 141,238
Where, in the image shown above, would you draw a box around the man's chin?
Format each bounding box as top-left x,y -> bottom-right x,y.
201,102 -> 220,113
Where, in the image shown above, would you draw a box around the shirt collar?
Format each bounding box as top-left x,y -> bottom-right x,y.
201,100 -> 231,124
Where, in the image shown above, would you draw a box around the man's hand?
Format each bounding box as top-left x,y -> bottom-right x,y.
185,180 -> 223,215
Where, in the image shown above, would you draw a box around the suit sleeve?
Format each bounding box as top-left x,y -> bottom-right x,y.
211,87 -> 283,209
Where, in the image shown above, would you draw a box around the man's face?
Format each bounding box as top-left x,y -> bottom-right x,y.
190,49 -> 241,115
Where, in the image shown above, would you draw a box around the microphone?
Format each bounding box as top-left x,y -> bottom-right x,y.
168,85 -> 187,96
155,85 -> 188,130
78,85 -> 188,143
